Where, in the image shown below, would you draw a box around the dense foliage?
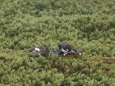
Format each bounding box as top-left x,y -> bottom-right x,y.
0,0 -> 115,86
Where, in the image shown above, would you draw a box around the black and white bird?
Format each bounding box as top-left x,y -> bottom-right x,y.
57,42 -> 75,56
57,42 -> 83,57
27,45 -> 50,57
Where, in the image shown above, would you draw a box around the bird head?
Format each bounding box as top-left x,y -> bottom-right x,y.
77,49 -> 82,56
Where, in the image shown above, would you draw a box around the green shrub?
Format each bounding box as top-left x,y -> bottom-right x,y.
0,0 -> 115,86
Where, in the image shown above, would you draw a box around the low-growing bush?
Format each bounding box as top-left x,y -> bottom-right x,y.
0,0 -> 115,86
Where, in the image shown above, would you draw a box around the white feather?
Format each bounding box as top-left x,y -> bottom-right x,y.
35,48 -> 41,56
79,53 -> 82,56
61,48 -> 68,53
35,48 -> 40,52
61,48 -> 68,56
71,50 -> 75,53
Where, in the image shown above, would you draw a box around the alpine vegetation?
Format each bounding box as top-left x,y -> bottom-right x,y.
0,0 -> 115,86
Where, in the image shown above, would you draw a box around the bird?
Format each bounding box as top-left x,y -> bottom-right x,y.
57,42 -> 76,56
27,45 -> 50,57
61,49 -> 83,58
51,49 -> 61,56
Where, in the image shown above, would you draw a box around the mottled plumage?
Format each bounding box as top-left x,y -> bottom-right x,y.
27,45 -> 50,57
58,42 -> 73,52
27,42 -> 83,58
57,42 -> 83,57
58,42 -> 74,56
